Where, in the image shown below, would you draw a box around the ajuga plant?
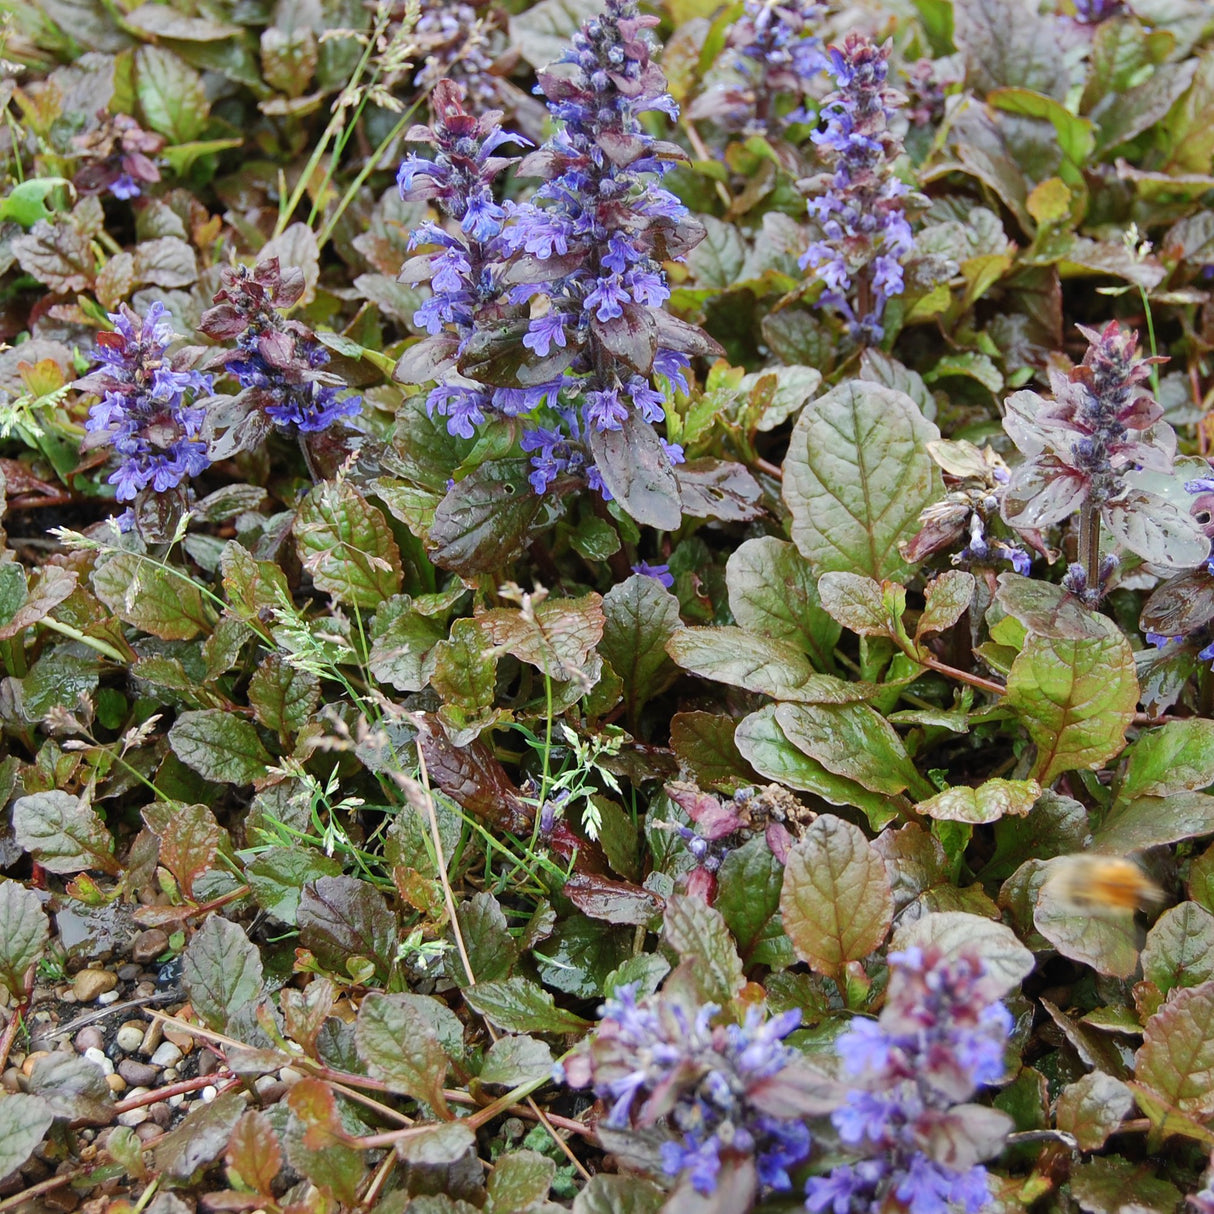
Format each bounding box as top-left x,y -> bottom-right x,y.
687,0 -> 827,135
803,947 -> 1012,1214
1000,320 -> 1209,604
800,34 -> 918,346
904,440 -> 1032,576
72,111 -> 164,200
199,259 -> 362,449
563,985 -> 820,1197
398,0 -> 719,525
79,302 -> 212,510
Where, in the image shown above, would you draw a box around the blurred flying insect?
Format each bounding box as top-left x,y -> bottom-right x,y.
1041,854 -> 1164,915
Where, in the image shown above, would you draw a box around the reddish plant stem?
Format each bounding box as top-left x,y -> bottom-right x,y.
0,996 -> 27,1076
110,1073 -> 240,1115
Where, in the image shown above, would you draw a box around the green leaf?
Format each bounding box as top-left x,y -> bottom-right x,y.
783,381 -> 940,582
92,552 -> 209,641
0,879 -> 50,998
735,705 -> 898,830
463,977 -> 590,1035
1034,862 -> 1141,979
725,538 -> 841,670
0,1094 -> 55,1180
780,815 -> 893,979
169,709 -> 273,785
715,837 -> 795,970
298,876 -> 398,983
488,1150 -> 556,1212
10,791 -> 121,876
916,571 -> 976,640
1095,792 -> 1214,853
478,1035 -> 555,1087
817,571 -> 897,638
368,596 -> 448,693
915,778 -> 1041,825
355,993 -> 451,1116
666,626 -> 814,699
1135,980 -> 1214,1117
1055,1073 -> 1133,1152
1141,903 -> 1214,998
142,800 -> 222,898
953,0 -> 1068,98
660,894 -> 744,1005
182,915 -> 264,1032
572,1175 -> 666,1214
246,848 -> 342,925
456,892 -> 518,985
669,712 -> 756,788
0,178 -> 71,228
478,592 -> 605,682
890,911 -> 1034,999
588,409 -> 682,530
1069,1155 -> 1181,1214
774,701 -> 935,800
429,459 -> 545,576
432,617 -> 501,742
989,87 -> 1095,167
1006,631 -> 1139,786
1117,719 -> 1214,803
248,655 -> 320,737
599,575 -> 682,722
135,45 -> 209,142
295,481 -> 402,608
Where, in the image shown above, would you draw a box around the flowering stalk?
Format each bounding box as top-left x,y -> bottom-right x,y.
199,260 -> 362,438
73,111 -> 164,200
1000,321 -> 1206,604
563,985 -> 819,1195
79,302 -> 212,503
499,0 -> 715,503
800,35 -> 915,346
803,946 -> 1013,1214
688,0 -> 826,135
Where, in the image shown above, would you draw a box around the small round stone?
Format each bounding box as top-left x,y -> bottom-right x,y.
115,1024 -> 145,1053
72,969 -> 118,1004
21,1051 -> 50,1077
150,1042 -> 182,1069
131,930 -> 169,965
74,1027 -> 104,1054
97,989 -> 120,1005
106,1074 -> 127,1094
116,1106 -> 150,1128
83,1046 -> 114,1076
118,1059 -> 159,1087
201,1085 -> 218,1103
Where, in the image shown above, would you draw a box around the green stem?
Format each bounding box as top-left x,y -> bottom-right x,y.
36,617 -> 126,663
1138,285 -> 1161,399
1079,502 -> 1102,602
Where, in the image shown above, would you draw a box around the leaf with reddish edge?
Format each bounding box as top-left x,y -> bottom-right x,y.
226,1110 -> 282,1196
565,872 -> 665,926
781,816 -> 892,980
415,714 -> 532,832
1055,1072 -> 1133,1151
355,992 -> 452,1116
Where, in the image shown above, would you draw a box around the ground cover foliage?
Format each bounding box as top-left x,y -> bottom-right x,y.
4,0 -> 1214,1209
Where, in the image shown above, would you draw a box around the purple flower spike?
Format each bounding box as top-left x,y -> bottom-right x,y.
800,35 -> 916,345
79,302 -> 212,503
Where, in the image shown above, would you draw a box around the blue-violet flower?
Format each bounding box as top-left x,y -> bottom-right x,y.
79,302 -> 212,502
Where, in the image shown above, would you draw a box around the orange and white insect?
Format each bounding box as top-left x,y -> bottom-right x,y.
1041,855 -> 1164,914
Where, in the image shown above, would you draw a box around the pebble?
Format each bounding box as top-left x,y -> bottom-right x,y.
22,1051 -> 50,1077
162,1025 -> 193,1051
161,1067 -> 178,1083
2,1068 -> 23,1093
138,1021 -> 163,1057
131,929 -> 169,965
117,964 -> 140,982
106,1074 -> 126,1094
201,1085 -> 218,1103
83,1047 -> 114,1076
279,1066 -> 305,1086
115,1023 -> 145,1053
150,1042 -> 182,1069
116,1107 -> 150,1128
197,1052 -> 219,1077
97,990 -> 120,1005
167,1093 -> 185,1107
58,990 -> 78,1004
74,1027 -> 104,1054
148,1102 -> 172,1127
135,1123 -> 161,1143
72,970 -> 118,1004
119,1059 -> 159,1087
